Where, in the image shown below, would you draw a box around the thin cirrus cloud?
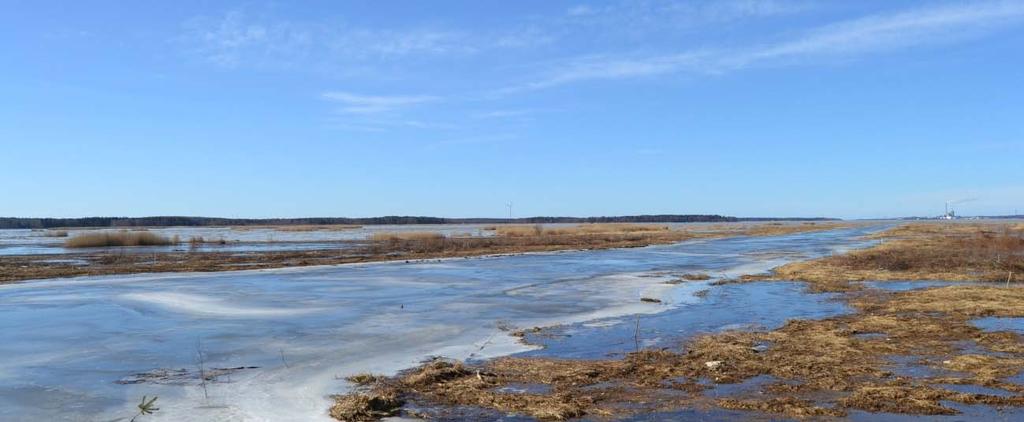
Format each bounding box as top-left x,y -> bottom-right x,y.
502,1 -> 1024,93
564,0 -> 812,24
731,0 -> 1024,66
321,91 -> 440,114
180,10 -> 550,69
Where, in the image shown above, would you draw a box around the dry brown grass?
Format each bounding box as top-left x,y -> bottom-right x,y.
331,354 -> 691,421
188,236 -> 227,246
368,223 -> 851,258
741,224 -> 827,236
230,224 -> 361,232
558,223 -> 670,234
494,223 -> 670,237
345,373 -> 383,386
64,231 -> 174,248
331,306 -> 1024,419
340,299 -> 1024,420
874,285 -> 1024,317
774,223 -> 1024,291
330,390 -> 402,421
369,232 -> 446,242
717,397 -> 843,417
367,227 -> 692,256
276,224 -> 362,232
493,224 -> 545,237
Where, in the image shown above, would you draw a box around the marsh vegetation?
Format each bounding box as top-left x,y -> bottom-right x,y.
0,222 -> 852,284
332,222 -> 1024,420
363,222 -> 850,258
64,230 -> 175,248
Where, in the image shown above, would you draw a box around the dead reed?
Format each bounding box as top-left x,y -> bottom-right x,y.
494,223 -> 670,237
276,225 -> 362,232
775,223 -> 1024,290
65,231 -> 174,248
370,232 -> 446,242
188,236 -> 227,246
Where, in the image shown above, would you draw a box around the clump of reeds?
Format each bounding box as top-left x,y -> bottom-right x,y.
330,390 -> 402,421
45,230 -> 69,237
367,232 -> 454,255
835,228 -> 1024,275
345,373 -> 383,386
564,223 -> 670,234
370,232 -> 446,242
496,223 -> 669,237
778,223 -> 1024,289
188,236 -> 227,247
65,231 -> 174,248
277,224 -> 362,232
494,224 -> 545,237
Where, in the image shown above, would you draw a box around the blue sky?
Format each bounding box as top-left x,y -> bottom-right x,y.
2,0 -> 1023,219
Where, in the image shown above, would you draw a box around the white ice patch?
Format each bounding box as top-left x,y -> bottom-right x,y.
119,292 -> 325,318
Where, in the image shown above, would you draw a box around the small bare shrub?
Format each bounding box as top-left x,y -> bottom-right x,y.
130,395 -> 159,421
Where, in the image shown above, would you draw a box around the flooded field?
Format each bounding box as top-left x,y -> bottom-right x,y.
0,226 -> 882,421
0,222 -> 826,257
0,224 -> 498,256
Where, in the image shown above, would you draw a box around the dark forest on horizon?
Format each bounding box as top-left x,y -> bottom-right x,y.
0,215 -> 840,229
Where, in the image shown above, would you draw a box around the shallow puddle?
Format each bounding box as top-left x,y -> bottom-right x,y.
519,281 -> 850,359
972,317 -> 1024,335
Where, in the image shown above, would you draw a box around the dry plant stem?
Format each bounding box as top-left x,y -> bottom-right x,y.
196,339 -> 209,401
634,314 -> 641,354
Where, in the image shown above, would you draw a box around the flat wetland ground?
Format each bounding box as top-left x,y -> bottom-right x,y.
333,221 -> 1024,421
0,221 -> 850,284
5,220 -> 1024,421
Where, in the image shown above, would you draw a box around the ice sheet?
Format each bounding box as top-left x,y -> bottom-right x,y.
0,225 -> 883,421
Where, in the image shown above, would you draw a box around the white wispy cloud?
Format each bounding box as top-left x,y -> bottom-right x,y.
732,0 -> 1024,66
181,11 -> 275,67
180,10 -> 550,69
567,5 -> 598,17
563,0 -> 811,27
322,91 -> 439,114
494,52 -> 709,94
508,1 -> 1024,92
473,109 -> 537,119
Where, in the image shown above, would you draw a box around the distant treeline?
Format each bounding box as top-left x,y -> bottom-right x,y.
0,215 -> 836,229
896,215 -> 1024,221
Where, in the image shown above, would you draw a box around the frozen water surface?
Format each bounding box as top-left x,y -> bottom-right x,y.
973,317 -> 1024,335
0,224 -> 498,256
0,222 -> 837,256
0,226 -> 884,421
